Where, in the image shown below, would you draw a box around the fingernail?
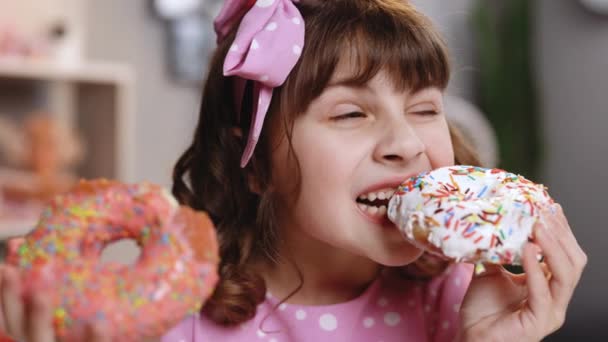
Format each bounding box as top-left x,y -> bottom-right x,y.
536,251 -> 544,262
539,202 -> 553,215
549,203 -> 559,215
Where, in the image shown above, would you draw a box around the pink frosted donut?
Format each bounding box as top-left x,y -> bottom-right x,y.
6,179 -> 219,341
388,166 -> 554,265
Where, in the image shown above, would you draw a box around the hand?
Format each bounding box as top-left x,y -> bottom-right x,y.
458,204 -> 587,342
0,264 -> 109,342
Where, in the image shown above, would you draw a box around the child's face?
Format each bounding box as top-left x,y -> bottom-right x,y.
271,66 -> 454,267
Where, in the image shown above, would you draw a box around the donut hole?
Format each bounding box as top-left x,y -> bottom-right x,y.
100,238 -> 142,266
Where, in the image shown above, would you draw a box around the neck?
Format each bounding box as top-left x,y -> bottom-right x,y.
256,226 -> 381,306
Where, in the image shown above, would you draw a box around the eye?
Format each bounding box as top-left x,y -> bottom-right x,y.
331,112 -> 367,121
412,110 -> 439,116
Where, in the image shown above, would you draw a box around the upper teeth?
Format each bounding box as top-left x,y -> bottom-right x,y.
358,188 -> 395,201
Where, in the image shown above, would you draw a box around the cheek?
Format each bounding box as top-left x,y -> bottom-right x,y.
290,121 -> 360,190
270,124 -> 357,210
420,122 -> 454,168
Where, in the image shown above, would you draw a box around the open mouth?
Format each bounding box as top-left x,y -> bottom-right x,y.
356,188 -> 395,219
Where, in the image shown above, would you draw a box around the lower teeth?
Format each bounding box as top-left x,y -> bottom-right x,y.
358,203 -> 387,217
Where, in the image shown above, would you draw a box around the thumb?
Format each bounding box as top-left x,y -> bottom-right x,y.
25,293 -> 55,342
86,323 -> 111,342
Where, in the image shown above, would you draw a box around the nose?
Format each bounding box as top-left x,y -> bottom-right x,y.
373,120 -> 426,167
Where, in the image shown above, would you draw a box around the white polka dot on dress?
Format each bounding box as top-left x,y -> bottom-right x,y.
292,45 -> 301,55
296,309 -> 307,320
442,321 -> 451,330
251,39 -> 260,50
453,303 -> 461,313
257,329 -> 266,338
363,317 -> 375,328
230,44 -> 239,52
292,17 -> 301,25
256,0 -> 275,8
279,303 -> 287,311
377,297 -> 388,307
384,312 -> 401,326
266,22 -> 278,31
319,313 -> 338,331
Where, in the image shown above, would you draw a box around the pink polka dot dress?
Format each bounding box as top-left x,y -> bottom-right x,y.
162,263 -> 473,342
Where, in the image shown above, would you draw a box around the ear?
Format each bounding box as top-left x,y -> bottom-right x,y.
247,173 -> 262,195
231,127 -> 262,195
231,127 -> 243,139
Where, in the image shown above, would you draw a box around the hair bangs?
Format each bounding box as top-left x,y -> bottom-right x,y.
277,0 -> 451,120
344,14 -> 451,93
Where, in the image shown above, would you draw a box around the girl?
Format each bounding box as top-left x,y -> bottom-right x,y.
0,0 -> 586,341
165,0 -> 586,340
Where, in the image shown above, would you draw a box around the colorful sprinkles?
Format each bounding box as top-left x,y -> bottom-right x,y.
6,179 -> 219,341
388,166 -> 554,266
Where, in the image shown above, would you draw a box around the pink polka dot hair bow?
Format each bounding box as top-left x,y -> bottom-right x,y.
214,0 -> 305,167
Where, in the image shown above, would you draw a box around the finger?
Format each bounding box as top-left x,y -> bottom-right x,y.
25,293 -> 54,342
534,220 -> 575,306
0,265 -> 7,334
87,323 -> 111,342
1,266 -> 25,341
548,204 -> 588,272
540,262 -> 552,280
541,206 -> 572,257
521,242 -> 551,319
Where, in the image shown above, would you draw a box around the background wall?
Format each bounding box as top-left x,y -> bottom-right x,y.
534,0 -> 608,339
86,0 -> 201,187
411,0 -> 477,102
84,1 -> 607,339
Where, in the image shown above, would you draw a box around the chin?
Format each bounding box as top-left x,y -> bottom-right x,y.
374,245 -> 425,267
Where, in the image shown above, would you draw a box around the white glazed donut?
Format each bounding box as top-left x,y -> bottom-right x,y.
388,165 -> 554,265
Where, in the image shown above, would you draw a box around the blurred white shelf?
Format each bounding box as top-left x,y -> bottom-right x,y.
0,58 -> 133,84
0,57 -> 137,182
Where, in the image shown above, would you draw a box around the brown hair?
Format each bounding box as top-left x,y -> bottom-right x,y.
172,0 -> 481,326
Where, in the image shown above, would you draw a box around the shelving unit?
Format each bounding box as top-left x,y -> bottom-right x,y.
0,57 -> 136,239
0,57 -> 136,181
